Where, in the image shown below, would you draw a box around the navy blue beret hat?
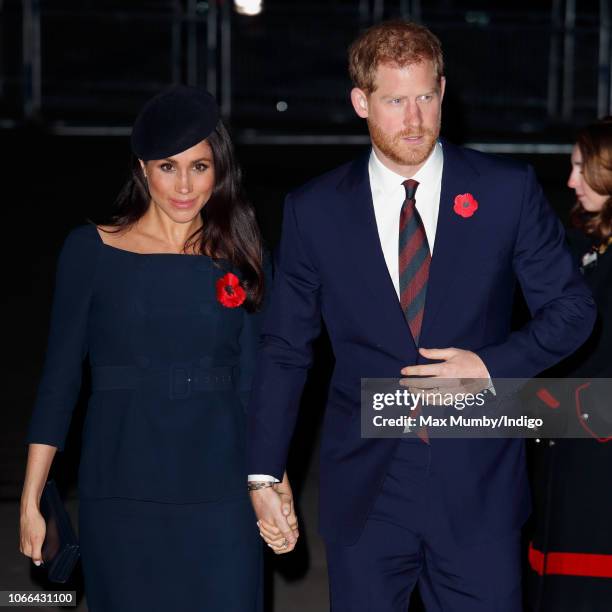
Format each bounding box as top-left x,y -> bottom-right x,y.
131,85 -> 219,161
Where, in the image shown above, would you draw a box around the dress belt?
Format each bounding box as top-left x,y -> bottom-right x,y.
91,364 -> 235,399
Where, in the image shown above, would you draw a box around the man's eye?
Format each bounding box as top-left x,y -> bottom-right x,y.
419,95 -> 433,102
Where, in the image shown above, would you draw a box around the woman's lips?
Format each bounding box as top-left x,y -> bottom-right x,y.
170,197 -> 197,209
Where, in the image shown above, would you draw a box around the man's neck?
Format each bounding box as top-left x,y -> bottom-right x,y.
371,144 -> 436,179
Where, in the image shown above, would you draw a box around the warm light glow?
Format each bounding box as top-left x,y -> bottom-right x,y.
234,0 -> 263,16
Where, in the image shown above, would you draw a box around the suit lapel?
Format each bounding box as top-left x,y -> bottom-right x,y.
335,152 -> 416,351
332,142 -> 482,354
419,140 -> 481,344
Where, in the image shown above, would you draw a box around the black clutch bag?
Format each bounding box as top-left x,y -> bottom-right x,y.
39,480 -> 80,583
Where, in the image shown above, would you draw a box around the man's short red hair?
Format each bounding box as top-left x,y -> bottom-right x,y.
348,20 -> 444,93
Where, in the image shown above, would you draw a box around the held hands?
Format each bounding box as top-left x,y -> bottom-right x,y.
250,471 -> 299,554
19,506 -> 46,567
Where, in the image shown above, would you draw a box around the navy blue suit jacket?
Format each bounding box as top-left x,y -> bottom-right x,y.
247,140 -> 596,545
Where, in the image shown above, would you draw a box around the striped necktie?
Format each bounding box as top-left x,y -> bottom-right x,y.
399,179 -> 431,345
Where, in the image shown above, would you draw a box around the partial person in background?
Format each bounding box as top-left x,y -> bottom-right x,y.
19,86 -> 295,611
528,116 -> 612,612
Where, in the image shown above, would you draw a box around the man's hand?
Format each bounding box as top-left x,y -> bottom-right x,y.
250,472 -> 299,554
401,347 -> 490,379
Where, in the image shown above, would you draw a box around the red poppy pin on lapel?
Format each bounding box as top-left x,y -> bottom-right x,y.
216,272 -> 246,308
453,193 -> 478,218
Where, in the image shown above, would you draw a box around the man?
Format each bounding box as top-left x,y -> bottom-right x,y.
247,20 -> 595,611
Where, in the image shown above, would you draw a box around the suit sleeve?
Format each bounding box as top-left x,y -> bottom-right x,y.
25,227 -> 99,451
476,165 -> 596,379
246,194 -> 322,480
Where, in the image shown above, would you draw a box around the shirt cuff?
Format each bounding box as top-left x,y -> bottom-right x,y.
248,474 -> 280,483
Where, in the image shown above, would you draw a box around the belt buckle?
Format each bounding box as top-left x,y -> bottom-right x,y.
170,363 -> 192,400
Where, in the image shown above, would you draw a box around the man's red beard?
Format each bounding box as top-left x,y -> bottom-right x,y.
368,121 -> 439,168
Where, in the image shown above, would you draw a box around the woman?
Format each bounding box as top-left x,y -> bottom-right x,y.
19,86 -> 294,611
527,117 -> 612,611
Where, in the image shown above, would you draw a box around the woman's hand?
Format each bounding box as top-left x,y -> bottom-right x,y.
20,506 -> 46,566
19,443 -> 57,566
257,513 -> 300,554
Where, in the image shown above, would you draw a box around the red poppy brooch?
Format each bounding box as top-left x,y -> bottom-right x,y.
453,193 -> 478,218
216,272 -> 246,308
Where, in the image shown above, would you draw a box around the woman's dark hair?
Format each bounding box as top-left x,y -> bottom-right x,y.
570,116 -> 612,244
107,120 -> 265,311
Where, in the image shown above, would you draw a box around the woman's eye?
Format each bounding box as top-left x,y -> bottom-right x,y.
194,163 -> 208,172
160,163 -> 174,172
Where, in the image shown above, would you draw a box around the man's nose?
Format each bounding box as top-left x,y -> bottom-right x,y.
403,103 -> 422,128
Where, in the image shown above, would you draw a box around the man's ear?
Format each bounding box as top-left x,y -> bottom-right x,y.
439,76 -> 446,104
350,88 -> 369,119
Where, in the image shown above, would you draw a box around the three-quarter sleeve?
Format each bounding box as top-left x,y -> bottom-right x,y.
26,226 -> 100,451
237,255 -> 273,411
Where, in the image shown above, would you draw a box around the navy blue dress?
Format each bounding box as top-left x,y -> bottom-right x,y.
26,225 -> 264,611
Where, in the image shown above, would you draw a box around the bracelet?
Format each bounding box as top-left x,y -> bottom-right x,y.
247,481 -> 276,491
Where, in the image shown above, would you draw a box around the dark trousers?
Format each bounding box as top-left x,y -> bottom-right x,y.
325,439 -> 522,611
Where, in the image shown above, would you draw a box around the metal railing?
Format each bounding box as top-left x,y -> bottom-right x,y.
1,0 -> 610,148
